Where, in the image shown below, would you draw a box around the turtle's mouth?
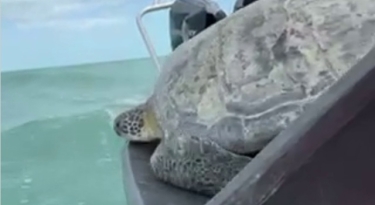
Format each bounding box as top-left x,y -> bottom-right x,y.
114,121 -> 123,136
128,138 -> 161,144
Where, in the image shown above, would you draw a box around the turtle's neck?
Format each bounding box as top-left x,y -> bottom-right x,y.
143,100 -> 164,140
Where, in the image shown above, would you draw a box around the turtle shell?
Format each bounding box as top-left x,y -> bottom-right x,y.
152,0 -> 375,153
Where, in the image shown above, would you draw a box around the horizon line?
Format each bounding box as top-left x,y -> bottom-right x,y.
1,55 -> 169,74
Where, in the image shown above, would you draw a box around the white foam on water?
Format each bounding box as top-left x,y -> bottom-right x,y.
23,178 -> 33,184
96,155 -> 114,165
113,95 -> 147,106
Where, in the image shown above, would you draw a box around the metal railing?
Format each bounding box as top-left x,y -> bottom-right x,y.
136,0 -> 175,71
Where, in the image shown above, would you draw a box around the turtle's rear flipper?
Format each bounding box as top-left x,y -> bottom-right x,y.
150,133 -> 251,197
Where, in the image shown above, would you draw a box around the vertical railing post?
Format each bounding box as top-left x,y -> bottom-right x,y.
136,1 -> 175,71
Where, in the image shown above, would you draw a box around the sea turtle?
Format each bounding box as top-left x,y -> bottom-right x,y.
114,0 -> 375,196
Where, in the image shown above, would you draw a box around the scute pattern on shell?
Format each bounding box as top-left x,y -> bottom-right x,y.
152,0 -> 375,153
147,0 -> 375,196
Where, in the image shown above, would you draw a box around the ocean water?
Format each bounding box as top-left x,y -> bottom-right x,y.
1,57 -> 163,205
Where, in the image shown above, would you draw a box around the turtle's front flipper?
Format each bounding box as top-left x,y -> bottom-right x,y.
150,132 -> 251,196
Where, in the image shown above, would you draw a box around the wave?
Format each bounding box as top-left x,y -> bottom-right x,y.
1,105 -> 126,205
2,94 -> 149,133
2,58 -> 156,133
2,109 -> 108,135
1,58 -> 162,205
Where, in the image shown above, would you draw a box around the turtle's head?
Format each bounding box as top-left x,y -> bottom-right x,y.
113,102 -> 163,142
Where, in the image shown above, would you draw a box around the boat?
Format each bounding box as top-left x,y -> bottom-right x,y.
122,1 -> 375,204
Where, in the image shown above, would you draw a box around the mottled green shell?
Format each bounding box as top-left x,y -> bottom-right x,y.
152,0 -> 375,153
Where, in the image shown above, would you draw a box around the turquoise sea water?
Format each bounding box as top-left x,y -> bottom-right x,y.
2,57 -> 163,205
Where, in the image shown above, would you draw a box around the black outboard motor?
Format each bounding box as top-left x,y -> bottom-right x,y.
233,0 -> 259,12
169,0 -> 227,50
